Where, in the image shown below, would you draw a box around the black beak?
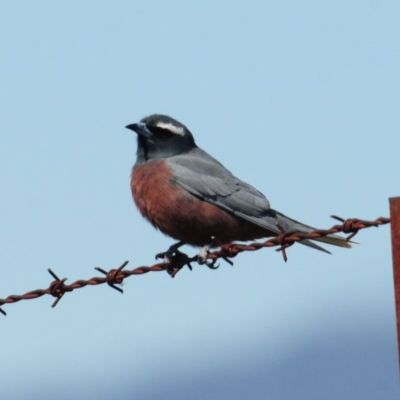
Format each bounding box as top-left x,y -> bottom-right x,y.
125,123 -> 153,139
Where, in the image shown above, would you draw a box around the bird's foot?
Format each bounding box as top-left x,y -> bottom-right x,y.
156,241 -> 185,264
196,244 -> 209,264
196,242 -> 219,270
156,241 -> 195,277
156,239 -> 221,276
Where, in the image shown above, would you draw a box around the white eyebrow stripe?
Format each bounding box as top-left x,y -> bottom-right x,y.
155,122 -> 185,136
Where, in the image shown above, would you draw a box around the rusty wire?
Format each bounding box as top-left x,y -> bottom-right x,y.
0,215 -> 390,316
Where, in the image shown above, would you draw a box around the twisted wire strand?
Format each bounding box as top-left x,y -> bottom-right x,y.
0,216 -> 390,316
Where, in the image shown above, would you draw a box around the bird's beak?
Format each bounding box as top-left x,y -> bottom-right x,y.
125,122 -> 153,139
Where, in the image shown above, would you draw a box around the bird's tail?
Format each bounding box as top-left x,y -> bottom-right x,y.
311,234 -> 352,248
273,210 -> 351,253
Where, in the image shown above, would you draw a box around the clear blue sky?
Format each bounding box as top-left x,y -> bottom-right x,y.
1,1 -> 399,399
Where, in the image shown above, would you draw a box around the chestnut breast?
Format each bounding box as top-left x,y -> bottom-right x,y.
131,159 -> 269,246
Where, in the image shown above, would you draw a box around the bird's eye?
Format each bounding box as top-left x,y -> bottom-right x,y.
148,126 -> 173,138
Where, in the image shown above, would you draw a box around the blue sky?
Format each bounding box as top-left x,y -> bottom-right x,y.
1,1 -> 399,399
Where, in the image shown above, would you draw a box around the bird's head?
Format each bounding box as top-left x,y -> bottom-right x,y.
126,114 -> 196,161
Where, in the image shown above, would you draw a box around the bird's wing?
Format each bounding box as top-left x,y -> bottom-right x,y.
167,148 -> 281,235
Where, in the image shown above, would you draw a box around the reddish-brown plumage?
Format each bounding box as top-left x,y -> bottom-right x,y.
131,159 -> 268,246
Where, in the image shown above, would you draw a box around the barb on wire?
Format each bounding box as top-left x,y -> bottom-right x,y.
0,215 -> 390,316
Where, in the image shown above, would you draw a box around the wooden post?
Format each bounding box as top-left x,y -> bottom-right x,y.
390,197 -> 400,371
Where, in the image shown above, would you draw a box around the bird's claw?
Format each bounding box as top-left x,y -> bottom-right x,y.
156,241 -> 185,264
204,258 -> 220,270
156,241 -> 196,277
195,244 -> 219,269
155,250 -> 174,264
165,254 -> 195,278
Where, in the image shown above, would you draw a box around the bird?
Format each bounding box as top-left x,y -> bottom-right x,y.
126,114 -> 350,262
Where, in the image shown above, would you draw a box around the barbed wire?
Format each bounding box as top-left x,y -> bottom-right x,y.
0,215 -> 390,316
